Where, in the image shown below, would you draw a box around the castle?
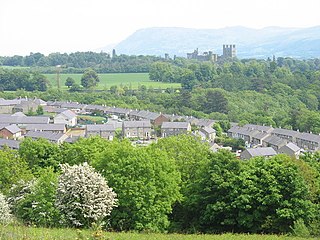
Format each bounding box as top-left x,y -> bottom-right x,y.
187,44 -> 236,61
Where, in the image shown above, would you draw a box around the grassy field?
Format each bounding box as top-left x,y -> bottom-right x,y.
0,225 -> 313,240
44,73 -> 181,90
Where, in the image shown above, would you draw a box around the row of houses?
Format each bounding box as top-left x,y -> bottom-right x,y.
228,124 -> 320,153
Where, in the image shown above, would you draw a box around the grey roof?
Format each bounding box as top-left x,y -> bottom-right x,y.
272,128 -> 301,138
25,124 -> 66,132
0,99 -> 21,106
86,124 -> 115,132
25,131 -> 67,142
228,126 -> 259,137
60,102 -> 86,109
281,142 -> 301,152
0,139 -> 20,149
4,124 -> 21,134
0,115 -> 50,124
130,110 -> 163,121
107,107 -> 130,115
244,147 -> 277,157
243,124 -> 274,133
123,120 -> 151,128
64,136 -> 81,143
161,122 -> 190,129
194,119 -> 215,127
263,135 -> 287,147
200,126 -> 216,134
59,110 -> 77,120
296,132 -> 320,143
84,104 -> 106,111
252,132 -> 270,140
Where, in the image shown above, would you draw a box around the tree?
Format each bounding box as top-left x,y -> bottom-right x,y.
92,140 -> 181,231
9,168 -> 61,227
0,148 -> 33,195
36,105 -> 44,115
81,68 -> 100,88
56,162 -> 117,228
65,77 -> 75,88
202,89 -> 228,114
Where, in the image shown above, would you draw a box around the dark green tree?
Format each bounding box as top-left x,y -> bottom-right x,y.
81,68 -> 100,88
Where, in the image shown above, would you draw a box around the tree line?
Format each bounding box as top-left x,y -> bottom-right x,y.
1,135 -> 320,237
0,52 -> 163,73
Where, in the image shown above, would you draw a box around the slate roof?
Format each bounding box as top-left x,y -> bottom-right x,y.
0,99 -> 21,106
282,142 -> 301,152
0,139 -> 20,149
11,112 -> 26,117
243,147 -> 277,157
0,116 -> 50,124
86,124 -> 115,132
271,128 -> 301,138
123,121 -> 151,128
296,132 -> 320,143
252,132 -> 270,140
263,135 -> 287,147
161,122 -> 190,129
25,131 -> 67,142
25,124 -> 66,132
194,119 -> 216,127
4,124 -> 21,134
59,110 -> 77,120
244,124 -> 274,133
200,126 -> 216,134
228,126 -> 259,137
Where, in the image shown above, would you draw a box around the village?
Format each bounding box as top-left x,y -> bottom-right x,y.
0,97 -> 319,160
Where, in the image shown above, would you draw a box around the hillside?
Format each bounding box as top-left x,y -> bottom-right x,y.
109,26 -> 320,58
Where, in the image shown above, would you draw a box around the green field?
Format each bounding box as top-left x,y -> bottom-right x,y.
44,73 -> 181,90
0,225 -> 311,240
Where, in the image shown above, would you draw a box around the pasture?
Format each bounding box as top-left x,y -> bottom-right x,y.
44,73 -> 181,90
0,225 -> 311,240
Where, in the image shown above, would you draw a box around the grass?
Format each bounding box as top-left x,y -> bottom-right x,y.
44,73 -> 181,90
0,225 -> 314,240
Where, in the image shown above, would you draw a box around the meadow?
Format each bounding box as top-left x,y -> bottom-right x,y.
44,73 -> 181,90
0,225 -> 312,240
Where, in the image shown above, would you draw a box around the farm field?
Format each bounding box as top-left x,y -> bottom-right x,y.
0,225 -> 312,240
44,73 -> 181,90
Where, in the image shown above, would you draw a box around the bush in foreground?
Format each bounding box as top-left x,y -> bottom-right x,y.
56,162 -> 117,228
0,192 -> 12,225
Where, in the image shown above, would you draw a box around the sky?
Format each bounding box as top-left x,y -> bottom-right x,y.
0,0 -> 319,56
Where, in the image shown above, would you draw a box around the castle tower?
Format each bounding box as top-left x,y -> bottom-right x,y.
223,44 -> 236,58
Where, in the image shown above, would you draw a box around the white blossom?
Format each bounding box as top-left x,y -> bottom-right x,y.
0,192 -> 12,225
56,162 -> 117,228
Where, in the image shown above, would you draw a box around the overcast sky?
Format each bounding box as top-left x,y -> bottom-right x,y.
1,0 -> 319,56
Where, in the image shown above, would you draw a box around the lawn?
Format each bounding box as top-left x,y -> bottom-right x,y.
0,225 -> 312,240
44,73 -> 181,90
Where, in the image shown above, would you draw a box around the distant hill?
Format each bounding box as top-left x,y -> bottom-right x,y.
104,26 -> 320,59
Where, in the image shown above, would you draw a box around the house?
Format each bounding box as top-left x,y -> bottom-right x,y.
278,142 -> 301,158
243,124 -> 274,133
25,131 -> 69,144
122,121 -> 152,139
240,147 -> 277,160
192,118 -> 216,128
227,126 -> 259,145
0,138 -> 20,149
24,124 -> 66,133
198,126 -> 216,140
54,110 -> 77,126
106,107 -> 130,118
251,132 -> 270,146
0,99 -> 21,114
271,128 -> 301,142
12,97 -> 46,113
262,135 -> 287,150
85,124 -> 115,140
209,143 -> 232,152
295,132 -> 320,151
0,124 -> 22,140
129,110 -> 170,126
161,122 -> 191,137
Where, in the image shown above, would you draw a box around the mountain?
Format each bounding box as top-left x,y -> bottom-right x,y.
106,26 -> 320,59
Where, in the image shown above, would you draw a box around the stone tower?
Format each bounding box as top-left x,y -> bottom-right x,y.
223,44 -> 236,58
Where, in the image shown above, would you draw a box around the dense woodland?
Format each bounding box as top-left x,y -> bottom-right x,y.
1,135 -> 320,236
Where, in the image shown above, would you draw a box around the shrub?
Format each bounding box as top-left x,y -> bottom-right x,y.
56,162 -> 117,228
8,168 -> 61,227
0,192 -> 12,225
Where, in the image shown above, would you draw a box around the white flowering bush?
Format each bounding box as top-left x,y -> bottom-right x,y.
56,162 -> 117,228
0,192 -> 12,225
